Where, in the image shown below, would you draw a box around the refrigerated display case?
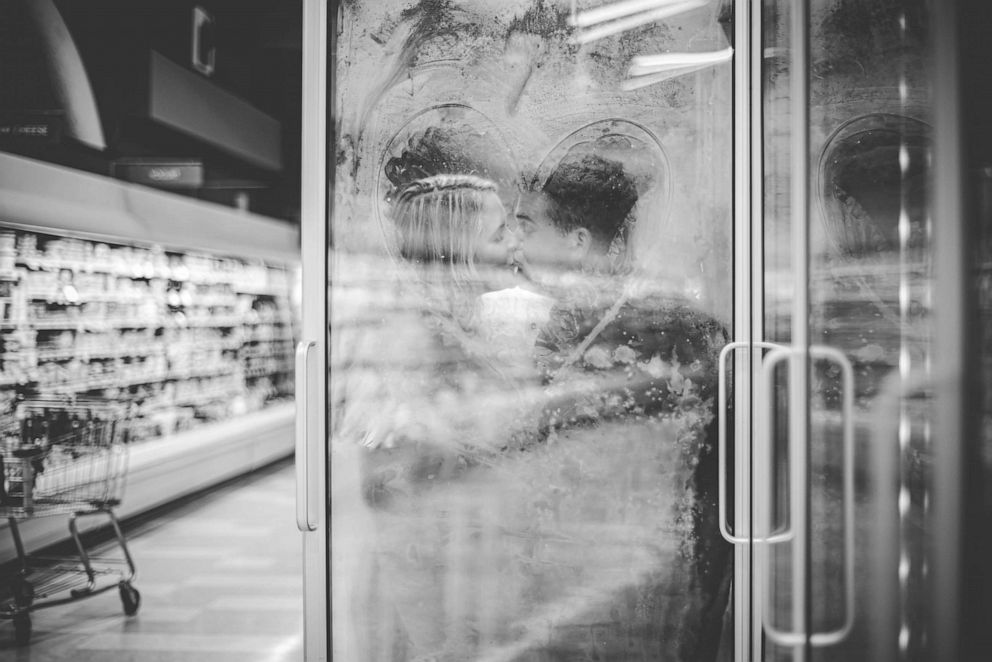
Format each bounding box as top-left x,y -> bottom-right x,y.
0,149 -> 299,552
0,0 -> 302,562
0,151 -> 299,562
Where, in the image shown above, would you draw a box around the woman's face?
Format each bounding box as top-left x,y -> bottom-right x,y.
472,193 -> 517,267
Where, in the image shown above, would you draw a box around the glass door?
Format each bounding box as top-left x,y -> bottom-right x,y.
754,1 -> 976,661
309,0 -> 740,660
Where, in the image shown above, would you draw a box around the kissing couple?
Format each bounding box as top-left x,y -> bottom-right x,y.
338,145 -> 731,662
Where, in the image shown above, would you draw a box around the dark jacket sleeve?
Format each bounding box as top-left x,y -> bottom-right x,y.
535,297 -> 729,432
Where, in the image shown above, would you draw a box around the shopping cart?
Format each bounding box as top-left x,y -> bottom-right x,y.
0,397 -> 139,646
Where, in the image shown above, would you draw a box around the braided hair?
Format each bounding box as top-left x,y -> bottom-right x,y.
393,174 -> 500,281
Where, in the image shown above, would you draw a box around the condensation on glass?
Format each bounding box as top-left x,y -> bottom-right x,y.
761,1 -> 935,660
327,1 -> 734,661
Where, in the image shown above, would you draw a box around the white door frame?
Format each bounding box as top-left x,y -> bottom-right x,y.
298,0 -> 328,660
730,1 -> 763,660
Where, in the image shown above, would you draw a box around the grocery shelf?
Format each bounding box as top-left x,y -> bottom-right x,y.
27,340 -> 241,362
15,318 -> 162,330
2,233 -> 296,428
30,366 -> 240,393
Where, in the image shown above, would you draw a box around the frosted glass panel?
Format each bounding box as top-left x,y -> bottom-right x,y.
327,2 -> 734,660
761,1 -> 935,659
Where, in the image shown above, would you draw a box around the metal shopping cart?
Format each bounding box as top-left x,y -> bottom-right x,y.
0,397 -> 139,646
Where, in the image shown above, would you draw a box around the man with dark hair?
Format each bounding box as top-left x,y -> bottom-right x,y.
542,153 -> 638,247
512,152 -> 732,662
514,153 -> 637,279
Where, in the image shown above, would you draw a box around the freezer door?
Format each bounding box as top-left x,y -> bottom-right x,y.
755,2 -> 980,661
322,1 -> 736,660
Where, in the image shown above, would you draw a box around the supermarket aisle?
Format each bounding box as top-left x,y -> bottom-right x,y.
0,457 -> 303,661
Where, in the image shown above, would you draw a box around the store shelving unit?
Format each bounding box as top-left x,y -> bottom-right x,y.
0,151 -> 299,561
0,230 -> 295,438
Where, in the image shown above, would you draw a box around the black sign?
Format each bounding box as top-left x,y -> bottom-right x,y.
0,112 -> 64,144
112,159 -> 204,189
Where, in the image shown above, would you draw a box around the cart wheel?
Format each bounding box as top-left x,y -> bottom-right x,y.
12,578 -> 34,608
13,612 -> 31,646
119,582 -> 140,616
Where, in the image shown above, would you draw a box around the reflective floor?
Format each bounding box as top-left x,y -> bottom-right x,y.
0,457 -> 303,661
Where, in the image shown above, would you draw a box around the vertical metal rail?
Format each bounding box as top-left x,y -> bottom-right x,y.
732,2 -> 756,660
750,2 -> 767,659
727,2 -> 771,659
788,1 -> 810,660
870,374 -> 904,662
300,1 -> 329,660
932,3 -> 965,662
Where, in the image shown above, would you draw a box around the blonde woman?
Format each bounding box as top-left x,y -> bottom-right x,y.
341,173 -> 546,661
389,174 -> 517,328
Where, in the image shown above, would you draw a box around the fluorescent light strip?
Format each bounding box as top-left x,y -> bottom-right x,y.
629,46 -> 734,76
621,61 -> 715,90
571,0 -> 708,45
570,0 -> 696,29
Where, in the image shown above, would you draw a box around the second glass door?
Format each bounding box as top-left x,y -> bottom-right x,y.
758,1 -> 937,660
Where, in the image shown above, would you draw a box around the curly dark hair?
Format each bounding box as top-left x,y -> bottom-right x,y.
540,154 -> 638,250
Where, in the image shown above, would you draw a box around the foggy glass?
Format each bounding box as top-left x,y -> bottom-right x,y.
762,1 -> 935,660
326,1 -> 734,660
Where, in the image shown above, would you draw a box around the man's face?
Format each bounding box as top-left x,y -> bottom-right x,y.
512,192 -> 579,277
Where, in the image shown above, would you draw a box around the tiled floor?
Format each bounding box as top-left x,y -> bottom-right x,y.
0,458 -> 303,661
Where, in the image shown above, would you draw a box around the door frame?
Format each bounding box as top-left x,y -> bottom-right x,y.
731,0 -> 762,660
298,1 -> 329,661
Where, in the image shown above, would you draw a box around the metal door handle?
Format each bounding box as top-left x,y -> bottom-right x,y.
807,345 -> 855,646
761,345 -> 855,647
295,340 -> 318,532
718,340 -> 787,544
756,345 -> 803,648
755,346 -> 798,547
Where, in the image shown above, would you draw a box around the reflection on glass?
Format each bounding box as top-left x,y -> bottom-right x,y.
762,1 -> 935,660
329,2 -> 732,660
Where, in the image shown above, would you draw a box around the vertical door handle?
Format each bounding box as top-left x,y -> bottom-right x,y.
718,340 -> 787,544
757,345 -> 804,648
755,346 -> 799,547
296,340 -> 318,532
807,345 -> 855,646
759,345 -> 856,647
